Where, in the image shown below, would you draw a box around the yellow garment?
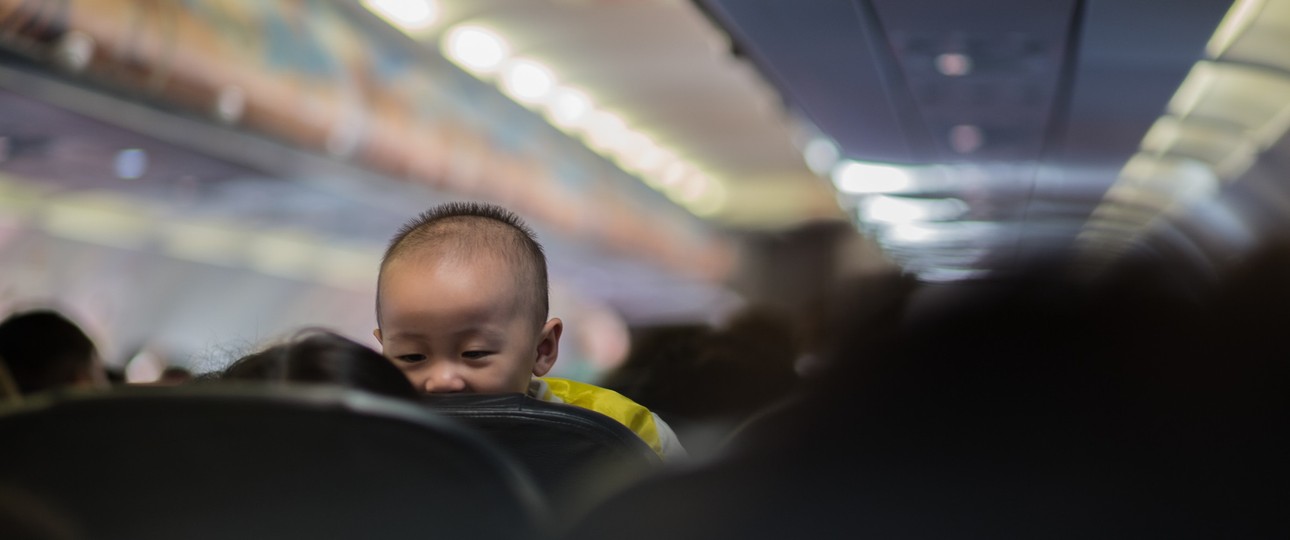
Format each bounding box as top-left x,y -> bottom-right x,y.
535,377 -> 664,458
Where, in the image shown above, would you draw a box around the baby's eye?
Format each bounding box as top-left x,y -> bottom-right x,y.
462,351 -> 493,360
394,354 -> 426,363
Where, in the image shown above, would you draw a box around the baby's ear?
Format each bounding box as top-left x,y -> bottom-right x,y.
372,328 -> 383,345
532,318 -> 563,377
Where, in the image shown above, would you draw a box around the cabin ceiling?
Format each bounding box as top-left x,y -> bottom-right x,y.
697,0 -> 1238,279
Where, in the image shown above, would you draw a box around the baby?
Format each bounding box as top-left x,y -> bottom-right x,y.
374,202 -> 685,460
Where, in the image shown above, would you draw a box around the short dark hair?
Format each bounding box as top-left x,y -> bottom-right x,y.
0,309 -> 98,395
377,202 -> 549,326
222,329 -> 416,400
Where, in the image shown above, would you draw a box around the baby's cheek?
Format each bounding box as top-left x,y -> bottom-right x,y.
467,368 -> 507,394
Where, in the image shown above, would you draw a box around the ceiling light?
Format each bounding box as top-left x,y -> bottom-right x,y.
315,245 -> 382,291
1208,0 -> 1290,73
678,173 -> 711,203
1141,117 -> 1259,179
949,124 -> 984,154
1119,154 -> 1217,203
1206,0 -> 1266,57
362,0 -> 438,34
860,195 -> 968,225
689,177 -> 728,218
659,160 -> 691,188
0,177 -> 49,219
610,130 -> 652,167
1141,117 -> 1184,152
935,53 -> 973,76
831,160 -> 915,194
499,58 -> 555,105
802,136 -> 840,175
1170,62 -> 1290,135
884,223 -> 941,243
442,25 -> 510,75
544,86 -> 593,129
583,110 -> 628,153
161,220 -> 248,268
882,222 -> 999,245
1166,62 -> 1218,118
246,232 -> 319,281
113,149 -> 148,180
639,148 -> 681,188
622,138 -> 668,175
42,193 -> 154,249
435,21 -> 725,223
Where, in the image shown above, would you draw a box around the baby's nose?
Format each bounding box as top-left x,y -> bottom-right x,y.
422,362 -> 467,393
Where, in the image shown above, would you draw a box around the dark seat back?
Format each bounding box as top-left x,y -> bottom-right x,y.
420,394 -> 662,522
0,386 -> 547,540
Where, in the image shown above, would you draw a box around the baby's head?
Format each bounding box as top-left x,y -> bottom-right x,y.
374,202 -> 561,394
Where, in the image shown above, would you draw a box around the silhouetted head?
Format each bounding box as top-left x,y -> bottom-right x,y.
0,309 -> 106,396
599,324 -> 717,417
223,330 -> 416,400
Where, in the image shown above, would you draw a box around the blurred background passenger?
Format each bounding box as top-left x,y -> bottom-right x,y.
221,330 -> 417,400
0,309 -> 108,397
103,369 -> 126,387
157,366 -> 194,385
598,324 -> 716,453
598,306 -> 800,459
567,260 -> 1288,539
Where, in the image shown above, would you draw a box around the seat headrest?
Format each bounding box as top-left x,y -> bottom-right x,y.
420,393 -> 660,464
0,385 -> 547,540
420,393 -> 663,524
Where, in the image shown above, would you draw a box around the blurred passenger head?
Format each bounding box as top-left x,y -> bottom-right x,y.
222,330 -> 416,400
567,263 -> 1262,540
158,366 -> 194,385
798,270 -> 920,381
0,309 -> 107,396
601,307 -> 798,430
717,305 -> 800,389
374,202 -> 561,394
599,324 -> 716,418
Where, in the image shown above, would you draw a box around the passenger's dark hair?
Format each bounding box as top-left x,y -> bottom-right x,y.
378,201 -> 549,326
0,309 -> 99,395
603,306 -> 801,424
222,330 -> 416,400
599,324 -> 717,419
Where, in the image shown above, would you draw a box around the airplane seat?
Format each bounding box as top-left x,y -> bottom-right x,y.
0,360 -> 20,405
0,386 -> 548,540
419,393 -> 663,524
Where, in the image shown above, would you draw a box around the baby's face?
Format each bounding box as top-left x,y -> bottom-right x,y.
375,254 -> 556,394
